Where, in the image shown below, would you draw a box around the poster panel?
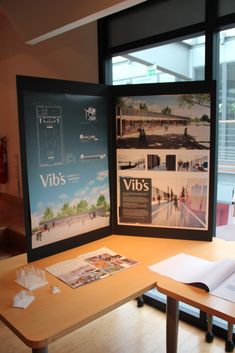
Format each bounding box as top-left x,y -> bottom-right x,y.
17,76 -> 111,261
114,82 -> 216,240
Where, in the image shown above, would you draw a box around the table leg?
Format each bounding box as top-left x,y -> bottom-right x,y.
137,295 -> 145,307
205,314 -> 214,343
225,322 -> 234,352
166,296 -> 179,353
32,347 -> 48,353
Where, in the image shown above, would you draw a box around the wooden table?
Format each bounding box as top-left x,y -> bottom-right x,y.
156,239 -> 235,353
0,235 -> 233,353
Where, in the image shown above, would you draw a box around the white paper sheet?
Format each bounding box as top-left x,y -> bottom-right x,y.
149,253 -> 235,301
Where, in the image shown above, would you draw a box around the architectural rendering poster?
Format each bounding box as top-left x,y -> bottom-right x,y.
116,93 -> 211,231
23,91 -> 110,249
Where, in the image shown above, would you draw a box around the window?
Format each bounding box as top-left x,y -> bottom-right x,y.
216,27 -> 235,235
112,35 -> 205,85
218,28 -> 235,173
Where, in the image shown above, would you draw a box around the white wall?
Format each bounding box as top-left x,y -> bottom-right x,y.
0,12 -> 99,197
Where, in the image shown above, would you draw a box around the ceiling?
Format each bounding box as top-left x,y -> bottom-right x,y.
0,0 -> 146,44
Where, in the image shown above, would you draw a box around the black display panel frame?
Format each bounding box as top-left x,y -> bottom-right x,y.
17,75 -> 113,262
112,81 -> 217,241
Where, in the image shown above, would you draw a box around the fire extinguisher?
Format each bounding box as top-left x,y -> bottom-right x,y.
0,137 -> 8,184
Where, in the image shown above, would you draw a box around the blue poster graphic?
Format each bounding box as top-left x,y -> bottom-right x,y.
23,92 -> 110,248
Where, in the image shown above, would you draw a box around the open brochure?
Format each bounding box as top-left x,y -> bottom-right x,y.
45,247 -> 138,289
149,253 -> 235,303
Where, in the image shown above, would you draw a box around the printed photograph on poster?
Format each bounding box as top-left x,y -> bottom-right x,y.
117,149 -> 146,171
116,94 -> 210,150
176,151 -> 208,172
23,92 -> 110,249
147,150 -> 209,172
118,173 -> 209,230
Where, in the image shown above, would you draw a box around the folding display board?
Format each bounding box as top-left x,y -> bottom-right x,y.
17,76 -> 216,261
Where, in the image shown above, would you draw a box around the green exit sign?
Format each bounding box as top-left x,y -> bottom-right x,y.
146,67 -> 156,76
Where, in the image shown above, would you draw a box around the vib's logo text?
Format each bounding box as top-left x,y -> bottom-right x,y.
40,173 -> 66,188
122,178 -> 150,192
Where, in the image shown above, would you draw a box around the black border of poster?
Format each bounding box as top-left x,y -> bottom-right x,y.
112,81 -> 216,241
17,75 -> 113,262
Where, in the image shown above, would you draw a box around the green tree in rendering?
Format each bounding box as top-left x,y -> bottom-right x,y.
77,200 -> 89,213
162,105 -> 171,115
201,114 -> 210,122
139,102 -> 148,111
96,194 -> 110,215
60,202 -> 73,217
178,94 -> 210,108
42,207 -> 54,221
90,204 -> 97,211
161,106 -> 172,115
96,194 -> 106,208
102,200 -> 110,213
